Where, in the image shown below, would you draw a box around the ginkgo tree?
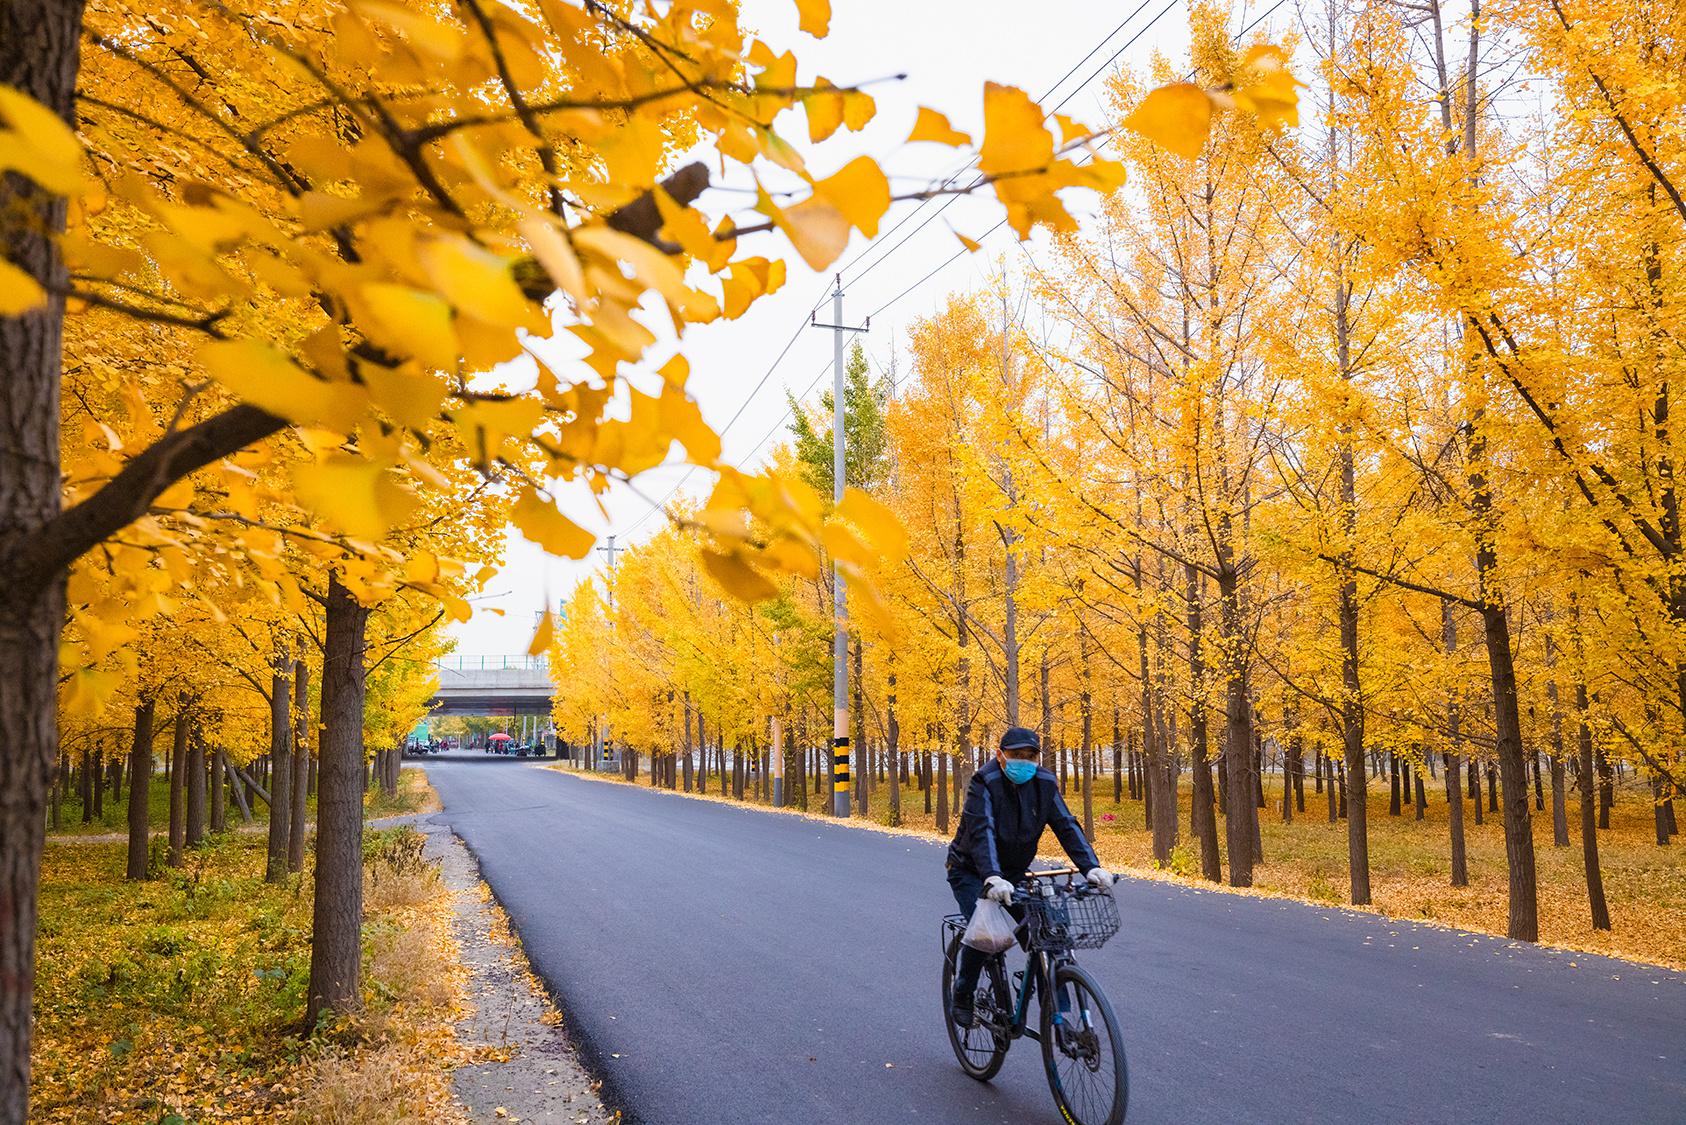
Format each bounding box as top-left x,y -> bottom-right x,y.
0,0 -> 1297,1114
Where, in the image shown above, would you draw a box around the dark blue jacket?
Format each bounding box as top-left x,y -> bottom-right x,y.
945,759 -> 1099,882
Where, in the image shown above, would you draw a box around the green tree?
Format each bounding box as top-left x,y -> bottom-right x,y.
789,342 -> 891,500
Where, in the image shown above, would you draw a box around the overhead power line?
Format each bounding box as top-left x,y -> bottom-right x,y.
616,0 -> 1292,537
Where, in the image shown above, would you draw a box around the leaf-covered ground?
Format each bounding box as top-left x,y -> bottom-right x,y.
32,774 -> 465,1124
558,763 -> 1686,970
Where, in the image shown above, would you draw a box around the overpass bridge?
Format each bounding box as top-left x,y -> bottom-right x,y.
429,655 -> 554,717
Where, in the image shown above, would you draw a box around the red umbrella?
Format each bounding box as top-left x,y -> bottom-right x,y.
487,732 -> 513,742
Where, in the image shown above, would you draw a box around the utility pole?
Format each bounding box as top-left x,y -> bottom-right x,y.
593,534 -> 621,773
811,276 -> 868,817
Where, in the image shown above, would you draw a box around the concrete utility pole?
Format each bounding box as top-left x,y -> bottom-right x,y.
811,276 -> 868,817
771,716 -> 785,808
593,534 -> 621,773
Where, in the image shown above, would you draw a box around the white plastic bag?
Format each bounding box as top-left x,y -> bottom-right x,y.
961,897 -> 1017,954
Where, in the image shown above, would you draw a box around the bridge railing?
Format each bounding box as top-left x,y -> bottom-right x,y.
436,654 -> 550,673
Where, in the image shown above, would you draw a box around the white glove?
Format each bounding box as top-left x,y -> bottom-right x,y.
984,875 -> 1015,905
1086,867 -> 1117,890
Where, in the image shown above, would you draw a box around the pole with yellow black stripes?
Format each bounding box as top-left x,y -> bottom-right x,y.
812,275 -> 868,817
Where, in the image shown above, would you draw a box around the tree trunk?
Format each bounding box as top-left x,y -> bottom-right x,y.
1597,748 -> 1613,828
125,700 -> 155,879
1575,681 -> 1611,930
1444,752 -> 1468,887
0,0 -> 84,1109
211,748 -> 227,833
937,752 -> 949,835
266,661 -> 293,884
1217,568 -> 1255,887
78,750 -> 92,824
1325,753 -> 1337,823
1653,775 -> 1671,847
308,573 -> 370,1026
167,707 -> 189,867
1191,727 -> 1221,883
1545,655 -> 1571,847
1480,603 -> 1538,942
91,746 -> 104,820
185,728 -> 206,847
290,661 -> 310,873
1113,705 -> 1124,805
887,665 -> 902,828
227,761 -> 253,823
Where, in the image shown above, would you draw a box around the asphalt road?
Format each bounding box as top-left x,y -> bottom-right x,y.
424,756 -> 1686,1125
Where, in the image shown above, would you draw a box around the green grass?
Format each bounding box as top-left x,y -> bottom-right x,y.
48,771 -> 316,836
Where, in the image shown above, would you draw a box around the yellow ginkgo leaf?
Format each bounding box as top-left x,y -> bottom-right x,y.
700,548 -> 778,601
0,257 -> 45,315
510,487 -> 596,558
352,1 -> 465,59
773,196 -> 851,271
363,364 -> 446,430
835,487 -> 909,563
406,549 -> 441,584
518,215 -> 588,305
528,610 -> 554,657
293,453 -> 419,540
1123,83 -> 1213,160
452,396 -> 545,463
978,83 -> 1053,175
814,157 -> 891,238
660,384 -> 721,466
793,0 -> 830,37
360,283 -> 460,371
1233,45 -> 1303,130
655,191 -> 732,273
420,236 -> 542,332
760,534 -> 821,580
0,85 -> 86,196
197,339 -> 366,431
804,85 -> 847,143
907,106 -> 971,147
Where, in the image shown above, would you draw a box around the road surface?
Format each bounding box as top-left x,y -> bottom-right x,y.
424,757 -> 1686,1125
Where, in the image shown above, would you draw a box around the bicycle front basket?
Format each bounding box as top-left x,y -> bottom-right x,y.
1025,889 -> 1121,951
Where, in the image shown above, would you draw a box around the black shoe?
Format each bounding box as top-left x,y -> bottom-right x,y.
951,999 -> 975,1029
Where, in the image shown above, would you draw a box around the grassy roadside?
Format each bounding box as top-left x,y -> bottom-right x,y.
549,761 -> 1686,970
45,773 -> 315,837
47,764 -> 435,841
368,765 -> 443,819
32,772 -> 467,1125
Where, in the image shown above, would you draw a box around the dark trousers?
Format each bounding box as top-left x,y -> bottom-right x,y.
947,866 -> 993,1004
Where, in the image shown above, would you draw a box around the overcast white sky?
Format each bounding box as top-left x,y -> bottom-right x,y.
447,0 -> 1292,655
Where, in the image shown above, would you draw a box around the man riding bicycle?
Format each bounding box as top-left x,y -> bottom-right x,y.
946,725 -> 1115,1030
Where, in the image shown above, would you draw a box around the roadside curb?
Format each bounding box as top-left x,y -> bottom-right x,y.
416,816 -> 619,1125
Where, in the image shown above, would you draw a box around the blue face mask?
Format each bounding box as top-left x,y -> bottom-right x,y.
1001,759 -> 1038,785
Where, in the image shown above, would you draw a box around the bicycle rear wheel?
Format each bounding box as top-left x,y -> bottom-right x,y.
942,933 -> 1010,1081
1040,962 -> 1127,1125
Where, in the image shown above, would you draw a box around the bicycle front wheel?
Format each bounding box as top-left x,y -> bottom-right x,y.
942,933 -> 1010,1081
1040,962 -> 1127,1125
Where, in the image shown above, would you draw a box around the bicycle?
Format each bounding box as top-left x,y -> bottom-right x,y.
940,868 -> 1128,1125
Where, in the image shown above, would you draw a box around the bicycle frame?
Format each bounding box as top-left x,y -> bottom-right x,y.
940,915 -> 1076,1045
